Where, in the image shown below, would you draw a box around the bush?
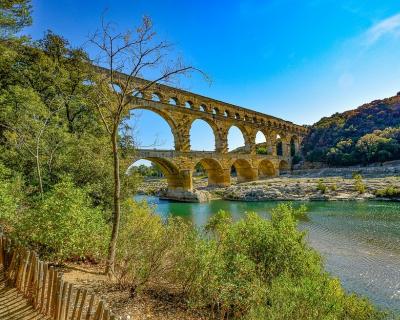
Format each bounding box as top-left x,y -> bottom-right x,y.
375,185 -> 400,198
316,179 -> 327,194
15,177 -> 109,261
353,174 -> 366,194
0,162 -> 24,231
114,202 -> 384,319
256,146 -> 268,155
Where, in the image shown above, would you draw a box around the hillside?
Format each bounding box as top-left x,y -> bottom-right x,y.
302,93 -> 400,166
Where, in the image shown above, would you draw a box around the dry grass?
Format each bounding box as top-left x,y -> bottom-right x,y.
62,263 -> 208,320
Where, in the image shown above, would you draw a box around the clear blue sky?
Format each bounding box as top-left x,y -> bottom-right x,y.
27,0 -> 400,158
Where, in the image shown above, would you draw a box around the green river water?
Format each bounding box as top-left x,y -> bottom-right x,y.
136,195 -> 400,314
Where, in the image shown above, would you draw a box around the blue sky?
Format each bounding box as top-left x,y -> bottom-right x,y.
27,0 -> 400,158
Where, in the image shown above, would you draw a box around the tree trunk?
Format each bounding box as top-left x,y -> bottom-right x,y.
35,153 -> 43,198
106,128 -> 121,276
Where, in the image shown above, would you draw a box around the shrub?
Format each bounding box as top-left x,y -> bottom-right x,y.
115,199 -> 172,290
256,146 -> 268,155
15,177 -> 109,261
0,162 -> 24,231
316,179 -> 327,194
114,202 -> 384,319
375,185 -> 400,198
353,174 -> 366,194
330,182 -> 338,191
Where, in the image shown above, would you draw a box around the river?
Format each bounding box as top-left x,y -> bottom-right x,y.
135,195 -> 400,314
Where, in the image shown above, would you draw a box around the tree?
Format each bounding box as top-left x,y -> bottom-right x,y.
0,0 -> 32,39
89,16 -> 205,275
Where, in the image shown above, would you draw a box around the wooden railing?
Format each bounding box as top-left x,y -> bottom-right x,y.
0,235 -> 118,320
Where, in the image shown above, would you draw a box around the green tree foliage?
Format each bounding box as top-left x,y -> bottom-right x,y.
0,7 -> 138,261
0,0 -> 32,38
15,177 -> 109,260
303,95 -> 400,165
0,161 -> 24,230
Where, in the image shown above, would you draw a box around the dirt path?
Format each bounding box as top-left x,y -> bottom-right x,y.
0,269 -> 49,320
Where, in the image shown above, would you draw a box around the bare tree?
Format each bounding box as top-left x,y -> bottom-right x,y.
89,16 -> 205,275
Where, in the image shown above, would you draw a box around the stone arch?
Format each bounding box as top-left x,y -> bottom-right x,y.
212,107 -> 220,115
279,160 -> 290,174
132,90 -> 144,98
184,101 -> 193,109
231,159 -> 257,182
199,104 -> 209,112
151,92 -> 163,102
129,106 -> 180,150
276,139 -> 283,156
258,159 -> 276,178
111,82 -> 123,93
194,158 -> 229,187
189,118 -> 218,151
290,135 -> 298,157
168,97 -> 179,106
227,124 -> 252,152
255,131 -> 267,144
130,157 -> 191,192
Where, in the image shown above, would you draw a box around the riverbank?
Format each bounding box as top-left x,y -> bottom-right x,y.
138,176 -> 400,202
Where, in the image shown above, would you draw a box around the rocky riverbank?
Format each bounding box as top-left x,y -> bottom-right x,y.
138,176 -> 400,202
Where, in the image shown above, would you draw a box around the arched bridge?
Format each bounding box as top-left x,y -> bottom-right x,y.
117,73 -> 308,201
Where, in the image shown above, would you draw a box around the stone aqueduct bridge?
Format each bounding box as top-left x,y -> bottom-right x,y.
118,74 -> 308,201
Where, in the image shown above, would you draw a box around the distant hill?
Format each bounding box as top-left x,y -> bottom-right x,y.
302,93 -> 400,166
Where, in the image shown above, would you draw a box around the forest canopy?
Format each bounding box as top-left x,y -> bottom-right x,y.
302,94 -> 400,165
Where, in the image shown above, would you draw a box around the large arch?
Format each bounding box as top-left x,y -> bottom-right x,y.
130,157 -> 192,192
231,159 -> 257,182
189,119 -> 216,151
255,131 -> 267,144
227,125 -> 248,152
290,136 -> 298,157
258,159 -> 276,178
276,137 -> 283,156
129,106 -> 179,150
194,158 -> 229,187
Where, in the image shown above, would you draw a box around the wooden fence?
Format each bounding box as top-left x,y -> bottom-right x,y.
0,235 -> 118,320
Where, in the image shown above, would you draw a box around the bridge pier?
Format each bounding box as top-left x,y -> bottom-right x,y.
207,169 -> 231,187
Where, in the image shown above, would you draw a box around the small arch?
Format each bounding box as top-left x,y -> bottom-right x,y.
258,159 -> 276,178
199,104 -> 207,112
253,117 -> 258,123
212,107 -> 219,115
235,113 -> 240,120
111,83 -> 122,93
169,97 -> 179,106
224,110 -> 230,117
151,93 -> 162,102
190,119 -> 216,151
244,115 -> 250,122
279,160 -> 290,175
185,101 -> 193,109
132,90 -> 143,98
